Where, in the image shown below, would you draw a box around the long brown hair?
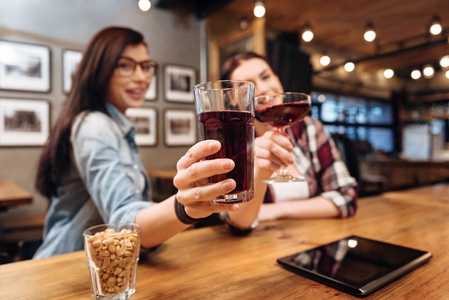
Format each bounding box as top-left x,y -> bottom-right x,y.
220,52 -> 273,80
36,27 -> 146,198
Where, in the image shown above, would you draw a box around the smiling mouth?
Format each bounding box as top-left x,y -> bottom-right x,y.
127,89 -> 145,98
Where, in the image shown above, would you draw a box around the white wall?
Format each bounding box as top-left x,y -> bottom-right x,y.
0,0 -> 202,217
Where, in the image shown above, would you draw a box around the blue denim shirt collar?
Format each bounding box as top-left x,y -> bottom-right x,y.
105,102 -> 135,139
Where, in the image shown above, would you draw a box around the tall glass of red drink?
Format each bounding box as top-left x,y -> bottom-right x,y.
194,80 -> 255,204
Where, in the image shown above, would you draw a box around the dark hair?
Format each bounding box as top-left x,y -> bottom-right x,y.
35,26 -> 146,198
220,52 -> 274,80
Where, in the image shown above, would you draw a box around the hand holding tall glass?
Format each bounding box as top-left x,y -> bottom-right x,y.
255,92 -> 311,183
194,80 -> 255,204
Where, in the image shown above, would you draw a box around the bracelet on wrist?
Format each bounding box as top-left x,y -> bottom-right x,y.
174,196 -> 201,225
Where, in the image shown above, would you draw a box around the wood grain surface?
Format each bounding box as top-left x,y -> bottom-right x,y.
1,185 -> 449,299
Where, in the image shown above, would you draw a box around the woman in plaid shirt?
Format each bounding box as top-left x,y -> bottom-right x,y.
221,52 -> 358,222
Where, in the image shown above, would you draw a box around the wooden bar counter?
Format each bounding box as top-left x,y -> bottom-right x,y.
1,186 -> 449,299
360,157 -> 449,191
0,178 -> 32,209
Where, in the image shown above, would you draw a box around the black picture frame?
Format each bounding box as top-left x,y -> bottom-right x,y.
0,40 -> 51,93
163,64 -> 196,103
0,98 -> 50,146
62,49 -> 82,94
163,109 -> 196,146
125,107 -> 158,146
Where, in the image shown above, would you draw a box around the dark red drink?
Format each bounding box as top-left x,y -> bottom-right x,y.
198,111 -> 254,199
255,102 -> 310,129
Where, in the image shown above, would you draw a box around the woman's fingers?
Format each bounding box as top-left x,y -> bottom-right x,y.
174,158 -> 235,189
174,140 -> 237,189
176,178 -> 236,206
173,139 -> 240,215
255,132 -> 294,166
183,201 -> 240,219
176,140 -> 221,170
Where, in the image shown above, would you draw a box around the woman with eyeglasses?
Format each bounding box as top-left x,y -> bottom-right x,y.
33,27 -> 257,258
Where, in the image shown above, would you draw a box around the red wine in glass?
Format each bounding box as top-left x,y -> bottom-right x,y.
255,93 -> 311,183
198,110 -> 255,201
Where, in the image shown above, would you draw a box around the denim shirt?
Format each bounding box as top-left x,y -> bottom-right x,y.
34,103 -> 154,259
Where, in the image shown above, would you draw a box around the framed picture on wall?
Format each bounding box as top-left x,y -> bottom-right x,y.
0,40 -> 51,92
164,109 -> 196,146
62,49 -> 82,94
145,72 -> 157,101
126,107 -> 157,146
0,98 -> 50,146
164,64 -> 196,103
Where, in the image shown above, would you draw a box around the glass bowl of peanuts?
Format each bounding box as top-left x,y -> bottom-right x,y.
83,223 -> 141,300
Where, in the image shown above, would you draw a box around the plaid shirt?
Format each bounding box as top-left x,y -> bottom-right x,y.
265,116 -> 358,218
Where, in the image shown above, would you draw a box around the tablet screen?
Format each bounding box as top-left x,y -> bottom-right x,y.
277,235 -> 432,297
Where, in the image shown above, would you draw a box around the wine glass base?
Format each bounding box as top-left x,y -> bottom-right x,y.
263,174 -> 305,184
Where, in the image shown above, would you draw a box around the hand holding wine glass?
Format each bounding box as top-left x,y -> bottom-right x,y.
255,92 -> 311,183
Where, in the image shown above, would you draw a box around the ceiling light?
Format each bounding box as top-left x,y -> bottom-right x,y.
423,64 -> 435,78
239,16 -> 249,30
430,14 -> 442,35
445,70 -> 449,79
254,0 -> 265,18
302,23 -> 314,42
344,62 -> 355,72
317,94 -> 326,102
411,69 -> 422,80
383,69 -> 394,79
440,55 -> 449,68
320,54 -> 331,66
138,0 -> 151,12
364,22 -> 376,42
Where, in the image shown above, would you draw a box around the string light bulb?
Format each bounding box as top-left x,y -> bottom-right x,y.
239,16 -> 249,30
384,69 -> 394,79
423,64 -> 435,78
317,94 -> 326,102
302,23 -> 314,42
440,55 -> 449,68
320,54 -> 331,66
138,0 -> 151,12
344,62 -> 355,72
254,0 -> 265,18
364,22 -> 376,42
430,14 -> 442,36
411,69 -> 422,80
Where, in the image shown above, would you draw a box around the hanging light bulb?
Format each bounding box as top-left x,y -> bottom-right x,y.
344,62 -> 355,72
430,14 -> 442,36
138,0 -> 151,12
364,22 -> 376,42
317,94 -> 326,102
254,0 -> 265,18
239,16 -> 249,30
302,23 -> 314,42
411,69 -> 422,80
423,64 -> 435,78
440,55 -> 449,68
384,69 -> 394,79
320,54 -> 331,66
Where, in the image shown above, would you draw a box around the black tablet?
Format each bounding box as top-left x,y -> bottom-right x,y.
277,235 -> 432,297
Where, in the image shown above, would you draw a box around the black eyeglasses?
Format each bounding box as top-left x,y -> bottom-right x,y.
115,56 -> 158,78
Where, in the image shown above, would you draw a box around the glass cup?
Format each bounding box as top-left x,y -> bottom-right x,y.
194,80 -> 255,204
83,223 -> 142,300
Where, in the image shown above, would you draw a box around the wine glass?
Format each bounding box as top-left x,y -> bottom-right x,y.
255,92 -> 311,183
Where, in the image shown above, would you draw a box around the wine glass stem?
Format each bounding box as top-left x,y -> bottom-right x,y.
277,127 -> 288,176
